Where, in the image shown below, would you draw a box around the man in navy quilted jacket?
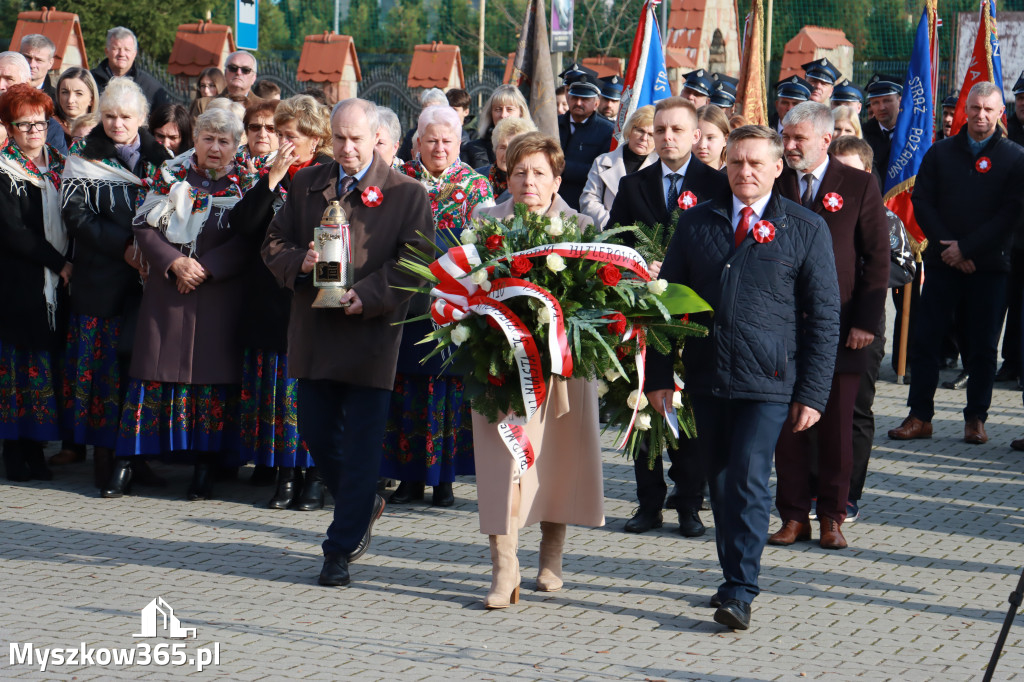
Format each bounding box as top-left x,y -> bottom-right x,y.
646,125 -> 840,631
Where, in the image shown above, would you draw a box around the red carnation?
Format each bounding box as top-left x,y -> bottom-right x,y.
605,312 -> 628,336
597,264 -> 621,286
509,255 -> 533,277
616,345 -> 630,360
486,234 -> 504,251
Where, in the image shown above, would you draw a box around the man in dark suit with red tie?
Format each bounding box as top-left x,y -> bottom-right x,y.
769,102 -> 890,550
607,96 -> 729,538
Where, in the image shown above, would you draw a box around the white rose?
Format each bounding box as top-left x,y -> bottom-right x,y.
596,380 -> 609,398
635,413 -> 652,431
626,389 -> 649,411
604,369 -> 621,382
460,229 -> 478,245
646,278 -> 668,295
546,215 -> 564,237
450,324 -> 471,346
546,253 -> 566,272
672,391 -> 683,409
470,269 -> 491,291
537,307 -> 553,324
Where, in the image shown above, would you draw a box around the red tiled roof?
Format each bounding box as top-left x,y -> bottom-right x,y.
297,32 -> 361,83
9,8 -> 88,71
582,56 -> 623,79
779,26 -> 852,81
665,0 -> 709,70
168,21 -> 235,77
408,42 -> 464,89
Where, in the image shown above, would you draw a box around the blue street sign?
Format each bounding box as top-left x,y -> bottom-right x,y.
236,0 -> 258,50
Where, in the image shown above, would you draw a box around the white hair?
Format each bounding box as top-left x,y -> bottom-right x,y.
331,98 -> 381,134
20,34 -> 55,56
420,88 -> 448,107
376,106 -> 402,146
226,50 -> 258,72
0,52 -> 30,82
206,97 -> 245,123
98,76 -> 149,122
195,107 -> 244,147
106,27 -> 137,49
969,81 -> 1002,101
782,101 -> 834,137
417,105 -> 462,140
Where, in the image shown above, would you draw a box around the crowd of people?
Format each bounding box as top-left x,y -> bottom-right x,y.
2,27 -> 1022,633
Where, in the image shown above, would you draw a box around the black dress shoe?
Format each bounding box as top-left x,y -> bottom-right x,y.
132,459 -> 167,487
101,459 -> 133,498
295,467 -> 325,511
624,508 -> 663,533
3,440 -> 31,482
187,461 -> 214,501
318,553 -> 351,587
714,599 -> 751,630
249,464 -> 278,486
678,508 -> 706,537
942,370 -> 969,390
268,468 -> 303,509
389,480 -> 425,504
995,363 -> 1019,383
710,593 -> 722,608
348,494 -> 386,563
664,485 -> 680,509
432,482 -> 455,507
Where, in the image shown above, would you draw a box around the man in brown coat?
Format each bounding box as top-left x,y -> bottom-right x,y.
262,98 -> 434,587
770,102 -> 889,550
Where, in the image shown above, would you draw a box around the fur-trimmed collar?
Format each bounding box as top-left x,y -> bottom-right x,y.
81,125 -> 170,169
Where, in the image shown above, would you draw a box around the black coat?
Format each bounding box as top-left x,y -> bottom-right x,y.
461,132 -> 493,169
62,127 -> 170,322
606,156 -> 729,240
91,59 -> 171,109
912,127 -> 1024,274
647,191 -> 840,412
0,157 -> 69,349
862,117 -> 892,188
558,112 -> 614,210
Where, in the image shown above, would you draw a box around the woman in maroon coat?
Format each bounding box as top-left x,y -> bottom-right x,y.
109,108 -> 250,500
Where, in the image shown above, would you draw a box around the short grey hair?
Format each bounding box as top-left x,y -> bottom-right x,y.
331,98 -> 381,134
106,27 -> 138,50
20,34 -> 55,57
420,87 -> 448,107
226,50 -> 258,72
0,52 -> 30,82
99,76 -> 149,123
782,101 -> 834,137
206,96 -> 245,122
417,105 -> 462,140
194,107 -> 244,147
376,106 -> 401,146
726,124 -> 785,161
969,81 -> 1002,102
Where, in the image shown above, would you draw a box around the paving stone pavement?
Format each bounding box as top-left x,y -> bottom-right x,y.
4,349 -> 1024,679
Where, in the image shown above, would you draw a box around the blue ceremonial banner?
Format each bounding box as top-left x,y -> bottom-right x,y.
883,5 -> 934,243
990,0 -> 1003,93
236,0 -> 259,51
614,0 -> 670,146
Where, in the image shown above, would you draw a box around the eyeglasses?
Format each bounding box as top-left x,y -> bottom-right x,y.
246,123 -> 275,134
11,120 -> 48,132
226,64 -> 254,75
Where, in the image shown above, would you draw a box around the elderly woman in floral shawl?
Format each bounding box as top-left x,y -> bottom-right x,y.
380,105 -> 494,507
113,108 -> 252,502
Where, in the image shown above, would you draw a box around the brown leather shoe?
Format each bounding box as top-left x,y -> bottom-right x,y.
819,518 -> 847,550
768,520 -> 812,546
888,415 -> 933,440
965,418 -> 988,445
1011,437 -> 1024,452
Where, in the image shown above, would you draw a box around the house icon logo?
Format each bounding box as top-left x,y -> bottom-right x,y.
132,597 -> 197,639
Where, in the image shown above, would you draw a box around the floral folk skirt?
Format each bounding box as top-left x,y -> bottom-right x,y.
115,378 -> 239,462
0,341 -> 60,441
60,313 -> 125,449
380,373 -> 475,485
238,347 -> 312,468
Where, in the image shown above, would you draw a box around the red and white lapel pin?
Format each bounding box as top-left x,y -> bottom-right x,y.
677,191 -> 698,210
976,157 -> 992,173
752,220 -> 776,244
361,186 -> 383,207
822,192 -> 843,212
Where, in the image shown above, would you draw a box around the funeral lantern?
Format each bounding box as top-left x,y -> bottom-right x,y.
312,200 -> 353,308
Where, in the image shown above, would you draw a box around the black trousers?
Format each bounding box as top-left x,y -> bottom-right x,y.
1002,248 -> 1024,370
632,434 -> 705,512
850,334 -> 885,502
297,379 -> 391,556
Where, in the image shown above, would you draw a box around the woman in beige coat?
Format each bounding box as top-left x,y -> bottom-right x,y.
471,132 -> 605,609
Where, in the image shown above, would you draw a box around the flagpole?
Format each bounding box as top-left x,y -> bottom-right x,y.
764,0 -> 773,82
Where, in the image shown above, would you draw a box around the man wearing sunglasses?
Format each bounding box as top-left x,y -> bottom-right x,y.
224,51 -> 259,102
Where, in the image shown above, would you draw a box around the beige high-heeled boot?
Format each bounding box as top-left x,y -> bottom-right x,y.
484,484 -> 521,609
536,521 -> 566,592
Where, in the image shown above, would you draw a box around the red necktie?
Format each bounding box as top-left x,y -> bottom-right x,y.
735,206 -> 754,248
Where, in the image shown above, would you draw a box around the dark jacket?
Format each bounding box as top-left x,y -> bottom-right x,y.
461,132 -> 493,169
558,112 -> 614,210
912,127 -> 1024,274
647,191 -> 840,412
862,117 -> 892,188
262,154 -> 434,390
775,158 -> 890,373
0,161 -> 68,349
91,59 -> 171,109
606,156 -> 729,238
62,127 -> 170,321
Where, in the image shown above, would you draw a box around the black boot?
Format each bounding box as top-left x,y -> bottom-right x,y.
132,459 -> 167,487
268,467 -> 302,509
22,440 -> 52,481
93,446 -> 114,490
101,458 -> 133,498
432,481 -> 455,507
389,480 -> 425,504
249,464 -> 277,486
187,453 -> 217,501
295,467 -> 325,511
3,440 -> 30,482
